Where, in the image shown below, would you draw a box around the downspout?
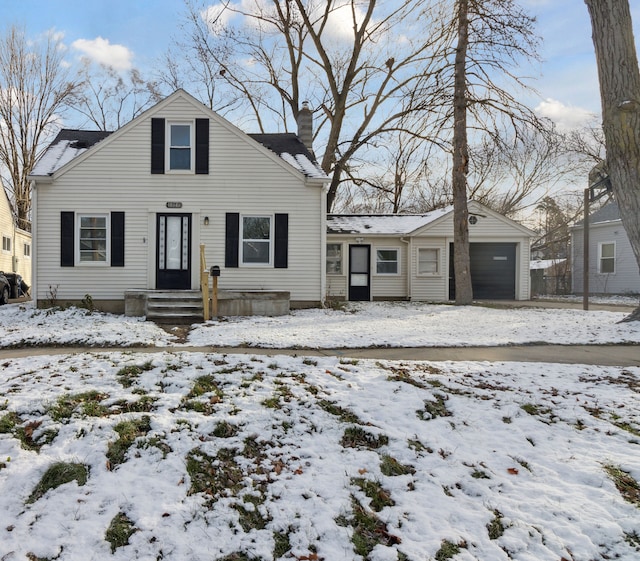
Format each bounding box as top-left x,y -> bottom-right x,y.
400,237 -> 411,301
320,182 -> 328,306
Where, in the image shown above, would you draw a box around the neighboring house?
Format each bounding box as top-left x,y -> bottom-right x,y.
529,258 -> 569,296
326,201 -> 534,302
0,187 -> 32,293
571,201 -> 640,295
29,89 -> 328,314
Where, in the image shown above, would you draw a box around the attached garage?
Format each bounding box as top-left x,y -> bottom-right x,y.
326,201 -> 534,302
449,242 -> 517,300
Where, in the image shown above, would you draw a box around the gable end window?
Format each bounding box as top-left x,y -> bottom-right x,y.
151,118 -> 209,174
1,236 -> 10,253
60,211 -> 125,267
598,242 -> 616,274
376,248 -> 399,275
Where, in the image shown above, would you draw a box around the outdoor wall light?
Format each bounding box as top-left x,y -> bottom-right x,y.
204,216 -> 210,226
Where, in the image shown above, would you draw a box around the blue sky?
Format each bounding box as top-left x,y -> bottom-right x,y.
3,0 -> 639,131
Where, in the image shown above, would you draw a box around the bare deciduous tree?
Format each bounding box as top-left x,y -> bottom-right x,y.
70,60 -> 162,131
447,0 -> 541,304
168,0 -> 453,210
0,26 -> 78,231
584,0 -> 640,319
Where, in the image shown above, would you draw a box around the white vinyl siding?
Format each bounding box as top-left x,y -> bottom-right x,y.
33,92 -> 325,304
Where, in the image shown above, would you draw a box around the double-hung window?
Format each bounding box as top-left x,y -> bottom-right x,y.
168,122 -> 193,171
598,241 -> 616,274
78,215 -> 108,263
241,216 -> 272,265
376,248 -> 399,274
23,243 -> 31,258
418,248 -> 439,275
326,243 -> 343,274
1,236 -> 10,253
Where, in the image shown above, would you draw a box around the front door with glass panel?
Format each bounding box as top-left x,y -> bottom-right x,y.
348,244 -> 371,301
156,214 -> 191,289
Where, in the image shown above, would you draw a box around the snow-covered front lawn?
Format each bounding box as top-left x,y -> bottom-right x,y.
0,301 -> 638,560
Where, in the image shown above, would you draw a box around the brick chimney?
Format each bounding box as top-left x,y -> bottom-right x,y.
297,101 -> 314,156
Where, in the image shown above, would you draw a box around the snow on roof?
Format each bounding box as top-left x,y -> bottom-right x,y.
30,130 -> 113,176
530,258 -> 566,270
327,206 -> 452,235
279,152 -> 328,179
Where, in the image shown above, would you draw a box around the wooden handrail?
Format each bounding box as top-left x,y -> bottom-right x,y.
200,244 -> 210,321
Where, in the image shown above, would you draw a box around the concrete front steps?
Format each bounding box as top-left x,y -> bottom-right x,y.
125,290 -> 204,323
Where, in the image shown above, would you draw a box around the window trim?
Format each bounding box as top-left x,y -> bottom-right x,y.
23,242 -> 31,259
240,214 -> 273,266
326,242 -> 344,275
166,121 -> 195,173
375,247 -> 400,276
598,241 -> 616,274
76,213 -> 110,266
1,235 -> 10,254
417,247 -> 441,276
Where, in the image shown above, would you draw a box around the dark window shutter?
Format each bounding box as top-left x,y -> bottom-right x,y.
111,212 -> 125,267
151,118 -> 165,174
274,213 -> 288,268
195,118 -> 209,174
61,211 -> 74,267
225,213 -> 239,268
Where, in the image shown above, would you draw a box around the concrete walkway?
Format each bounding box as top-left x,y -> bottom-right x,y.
1,343 -> 638,367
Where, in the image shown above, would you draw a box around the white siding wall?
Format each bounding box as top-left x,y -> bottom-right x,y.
0,192 -> 32,286
325,237 -> 409,300
410,239 -> 449,301
411,205 -> 531,301
572,222 -> 640,294
35,95 -> 325,305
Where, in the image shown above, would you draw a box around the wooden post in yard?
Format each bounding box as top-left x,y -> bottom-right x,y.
212,275 -> 218,317
200,244 -> 210,321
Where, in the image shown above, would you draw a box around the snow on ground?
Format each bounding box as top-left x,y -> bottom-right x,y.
1,300 -> 640,349
0,301 -> 639,560
1,351 -> 639,560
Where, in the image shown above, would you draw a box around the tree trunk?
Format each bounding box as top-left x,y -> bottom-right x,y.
585,0 -> 640,317
452,0 -> 473,305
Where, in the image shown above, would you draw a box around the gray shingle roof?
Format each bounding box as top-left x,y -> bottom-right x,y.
574,201 -> 620,227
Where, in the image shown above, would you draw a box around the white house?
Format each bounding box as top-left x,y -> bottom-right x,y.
29,90 -> 328,316
326,201 -> 534,302
0,188 -> 32,296
571,201 -> 640,295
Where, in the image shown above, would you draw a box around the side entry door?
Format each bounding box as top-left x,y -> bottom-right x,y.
348,244 -> 371,301
156,213 -> 192,289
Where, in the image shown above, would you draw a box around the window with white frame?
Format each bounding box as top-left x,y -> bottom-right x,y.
326,243 -> 343,274
376,248 -> 399,274
167,122 -> 193,171
241,215 -> 272,265
2,236 -> 10,253
78,215 -> 108,263
598,241 -> 616,274
418,248 -> 439,275
23,243 -> 31,258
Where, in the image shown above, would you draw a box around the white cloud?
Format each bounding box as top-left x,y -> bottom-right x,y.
72,37 -> 133,71
535,98 -> 596,131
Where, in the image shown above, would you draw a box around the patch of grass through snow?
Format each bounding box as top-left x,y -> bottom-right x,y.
106,416 -> 152,468
115,361 -> 154,387
105,512 -> 137,553
27,462 -> 88,504
380,454 -> 415,477
340,426 -> 389,450
0,412 -> 57,452
417,394 -> 451,420
604,464 -> 640,507
434,539 -> 467,560
47,391 -> 110,422
351,477 -> 394,511
318,400 -> 364,424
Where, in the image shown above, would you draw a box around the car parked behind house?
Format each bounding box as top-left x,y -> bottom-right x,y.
0,272 -> 10,305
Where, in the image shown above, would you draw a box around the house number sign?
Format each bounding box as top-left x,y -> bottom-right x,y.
166,202 -> 183,208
